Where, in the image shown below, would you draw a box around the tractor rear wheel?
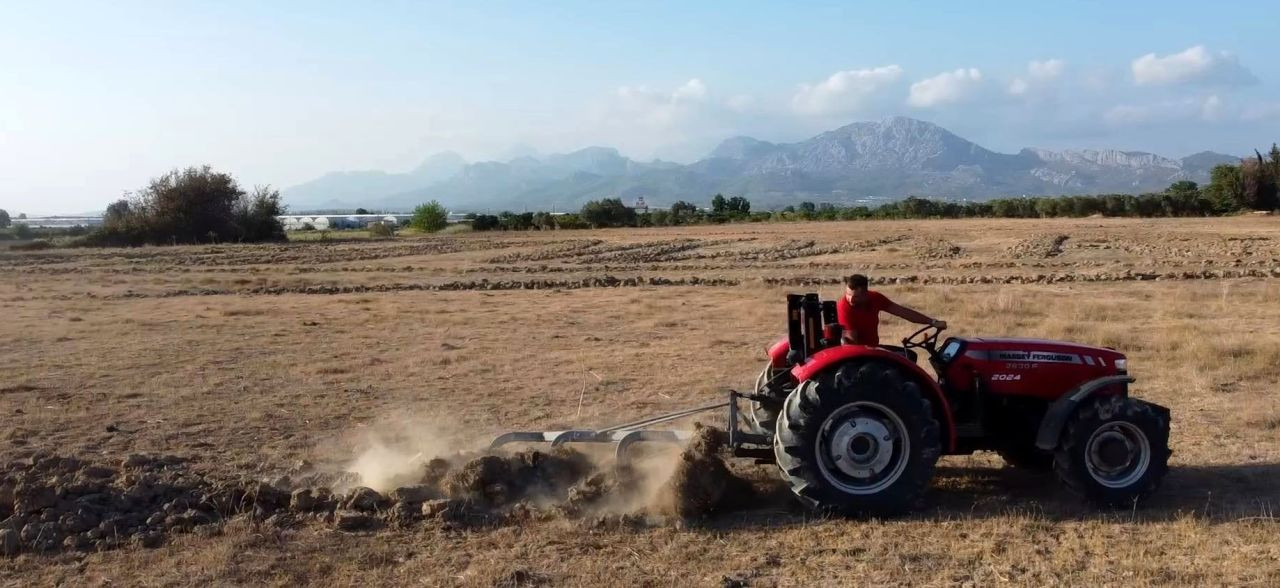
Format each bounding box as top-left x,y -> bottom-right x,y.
1054,396 -> 1170,507
774,361 -> 941,516
747,362 -> 790,435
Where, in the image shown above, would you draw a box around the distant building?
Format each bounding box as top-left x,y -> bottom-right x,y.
631,196 -> 649,213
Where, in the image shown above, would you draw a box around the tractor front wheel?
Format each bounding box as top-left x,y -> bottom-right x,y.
774,361 -> 941,516
1054,396 -> 1170,507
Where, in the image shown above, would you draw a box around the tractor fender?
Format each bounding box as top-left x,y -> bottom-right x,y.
789,345 -> 957,452
767,337 -> 790,368
1034,375 -> 1135,451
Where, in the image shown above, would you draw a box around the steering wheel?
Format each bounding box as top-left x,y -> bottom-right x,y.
902,323 -> 945,357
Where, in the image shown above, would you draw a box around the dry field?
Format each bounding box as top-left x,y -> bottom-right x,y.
2,216 -> 1280,586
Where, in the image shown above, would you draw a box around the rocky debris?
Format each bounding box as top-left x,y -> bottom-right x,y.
652,424 -> 749,519
485,239 -> 607,264
1007,234 -> 1069,258
914,238 -> 964,260
389,484 -> 437,504
343,487 -> 390,512
333,510 -> 379,532
441,448 -> 593,508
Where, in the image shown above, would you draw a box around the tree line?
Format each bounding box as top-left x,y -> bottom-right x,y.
457,147 -> 1279,230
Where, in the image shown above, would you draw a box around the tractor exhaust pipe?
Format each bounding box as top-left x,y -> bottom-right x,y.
786,293 -> 805,364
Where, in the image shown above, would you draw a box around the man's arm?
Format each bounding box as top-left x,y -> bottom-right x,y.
885,301 -> 947,329
836,296 -> 858,343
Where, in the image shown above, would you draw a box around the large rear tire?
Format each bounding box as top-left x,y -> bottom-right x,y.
747,363 -> 790,435
1054,396 -> 1170,507
774,361 -> 941,516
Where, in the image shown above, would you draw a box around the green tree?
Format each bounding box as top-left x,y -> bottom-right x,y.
411,200 -> 449,232
0,209 -> 9,228
727,196 -> 750,214
471,214 -> 500,231
1242,153 -> 1279,210
711,193 -> 727,213
91,165 -> 283,246
355,207 -> 369,214
13,223 -> 33,239
580,198 -> 636,228
1205,164 -> 1245,212
669,200 -> 699,224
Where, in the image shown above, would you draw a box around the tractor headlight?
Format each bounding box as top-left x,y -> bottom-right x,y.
1114,358 -> 1127,372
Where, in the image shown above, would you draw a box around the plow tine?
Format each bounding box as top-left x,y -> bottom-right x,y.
614,430 -> 692,463
550,430 -> 613,446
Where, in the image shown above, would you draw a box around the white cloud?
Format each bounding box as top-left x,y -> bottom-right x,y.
1009,59 -> 1066,96
908,68 -> 983,107
614,78 -> 709,127
1028,59 -> 1066,80
725,94 -> 756,113
1241,102 -> 1280,122
1201,95 -> 1222,121
790,65 -> 904,116
1104,95 -> 1224,126
1131,45 -> 1256,86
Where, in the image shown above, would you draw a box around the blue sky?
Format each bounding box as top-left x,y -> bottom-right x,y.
3,0 -> 1278,213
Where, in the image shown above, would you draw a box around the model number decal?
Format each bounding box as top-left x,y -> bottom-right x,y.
991,374 -> 1022,381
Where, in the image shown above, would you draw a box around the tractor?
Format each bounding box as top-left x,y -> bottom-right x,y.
492,292 -> 1172,516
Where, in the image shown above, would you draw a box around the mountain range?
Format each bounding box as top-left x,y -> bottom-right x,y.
281,117 -> 1240,212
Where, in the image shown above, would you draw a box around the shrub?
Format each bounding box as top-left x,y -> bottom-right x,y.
12,239 -> 53,251
13,224 -> 33,239
87,166 -> 285,246
411,200 -> 449,232
367,221 -> 396,237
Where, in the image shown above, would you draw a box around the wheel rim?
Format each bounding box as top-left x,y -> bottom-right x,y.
1084,421 -> 1151,488
814,401 -> 910,495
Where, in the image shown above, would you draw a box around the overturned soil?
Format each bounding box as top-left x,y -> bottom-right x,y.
0,426 -> 772,558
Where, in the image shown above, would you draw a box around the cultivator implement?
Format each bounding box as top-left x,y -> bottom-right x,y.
489,391 -> 775,463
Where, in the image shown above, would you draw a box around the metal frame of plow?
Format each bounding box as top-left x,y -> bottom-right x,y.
489,398 -> 740,463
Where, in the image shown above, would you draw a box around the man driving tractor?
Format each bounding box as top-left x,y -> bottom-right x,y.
838,274 -> 947,349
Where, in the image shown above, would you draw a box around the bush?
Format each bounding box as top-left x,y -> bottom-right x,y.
0,209 -> 9,228
411,200 -> 449,232
580,198 -> 636,228
367,221 -> 396,237
470,214 -> 500,231
12,239 -> 53,251
13,223 -> 33,239
86,166 -> 285,246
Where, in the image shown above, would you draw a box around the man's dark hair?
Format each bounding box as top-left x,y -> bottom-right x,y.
845,274 -> 869,290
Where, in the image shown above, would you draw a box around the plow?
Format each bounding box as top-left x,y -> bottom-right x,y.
490,391 -> 776,463
492,292 -> 1172,516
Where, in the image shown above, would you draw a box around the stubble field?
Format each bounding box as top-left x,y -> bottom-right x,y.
2,216 -> 1280,586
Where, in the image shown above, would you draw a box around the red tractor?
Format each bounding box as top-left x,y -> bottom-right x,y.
749,293 -> 1172,515
491,292 -> 1172,516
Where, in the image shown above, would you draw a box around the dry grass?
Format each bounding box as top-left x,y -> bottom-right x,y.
2,216 -> 1280,585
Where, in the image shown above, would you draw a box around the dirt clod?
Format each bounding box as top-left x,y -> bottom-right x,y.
655,424 -> 737,519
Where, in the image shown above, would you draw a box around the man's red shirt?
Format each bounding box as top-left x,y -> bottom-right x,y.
837,290 -> 892,346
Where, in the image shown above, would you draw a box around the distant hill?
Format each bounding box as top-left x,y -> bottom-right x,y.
281,117 -> 1240,212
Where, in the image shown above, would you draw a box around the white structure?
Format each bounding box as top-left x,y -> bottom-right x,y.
278,213 -> 414,230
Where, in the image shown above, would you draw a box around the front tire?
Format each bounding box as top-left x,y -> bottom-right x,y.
774,361 -> 941,516
1054,396 -> 1171,507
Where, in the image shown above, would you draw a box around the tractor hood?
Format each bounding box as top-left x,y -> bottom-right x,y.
961,337 -> 1126,367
